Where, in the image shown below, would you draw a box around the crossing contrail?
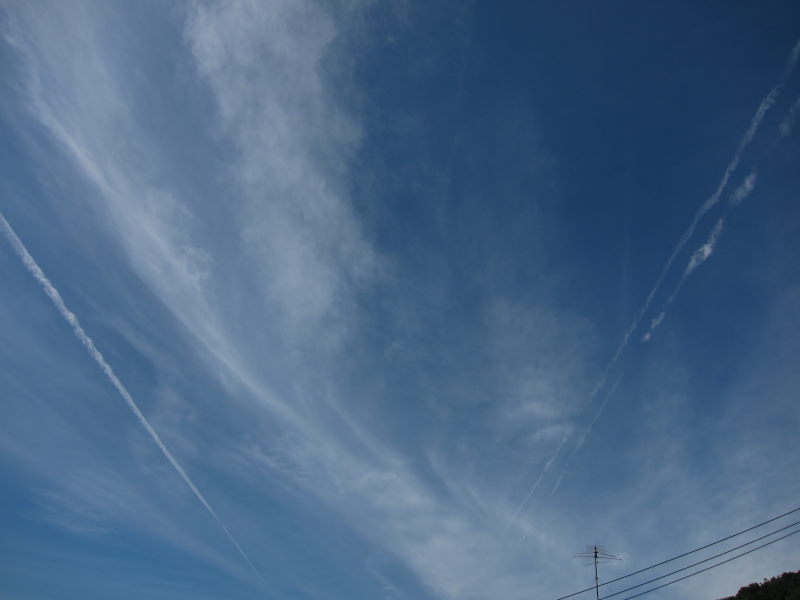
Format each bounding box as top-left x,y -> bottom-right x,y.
0,211 -> 266,585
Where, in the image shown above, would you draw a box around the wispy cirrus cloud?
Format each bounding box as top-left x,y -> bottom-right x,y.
184,0 -> 377,332
0,3 -> 577,598
4,3 -> 798,599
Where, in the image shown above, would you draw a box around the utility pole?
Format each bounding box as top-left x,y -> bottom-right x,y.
575,545 -> 620,600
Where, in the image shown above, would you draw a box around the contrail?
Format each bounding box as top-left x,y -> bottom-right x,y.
0,212 -> 266,585
545,39 -> 800,496
549,375 -> 622,497
504,432 -> 569,532
589,39 -> 800,401
643,166 -> 758,343
641,216 -> 726,342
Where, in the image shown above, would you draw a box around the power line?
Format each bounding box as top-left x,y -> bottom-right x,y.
599,519 -> 800,599
606,527 -> 800,600
552,505 -> 800,600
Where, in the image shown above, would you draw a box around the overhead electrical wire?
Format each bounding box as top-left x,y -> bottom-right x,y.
552,505 -> 800,600
607,527 -> 800,600
598,519 -> 800,599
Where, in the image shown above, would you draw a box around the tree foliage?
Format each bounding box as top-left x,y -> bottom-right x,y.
721,570 -> 800,600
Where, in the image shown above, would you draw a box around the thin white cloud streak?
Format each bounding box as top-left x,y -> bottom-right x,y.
643,161 -> 760,342
3,5 -> 563,598
549,375 -> 622,496
1,3 -> 300,428
546,40 -> 799,490
503,433 -> 568,532
588,39 -> 799,397
640,216 -> 725,342
641,167 -> 756,343
0,212 -> 266,586
181,10 -> 579,593
686,216 -> 725,276
12,3 -> 794,598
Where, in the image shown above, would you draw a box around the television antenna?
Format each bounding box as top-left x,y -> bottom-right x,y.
574,545 -> 621,600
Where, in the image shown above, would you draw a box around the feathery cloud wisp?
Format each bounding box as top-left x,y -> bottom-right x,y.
0,212 -> 265,585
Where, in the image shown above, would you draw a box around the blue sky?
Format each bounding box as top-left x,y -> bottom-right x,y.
1,2 -> 800,599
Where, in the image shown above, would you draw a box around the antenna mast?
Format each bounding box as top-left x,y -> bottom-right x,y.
574,545 -> 621,600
